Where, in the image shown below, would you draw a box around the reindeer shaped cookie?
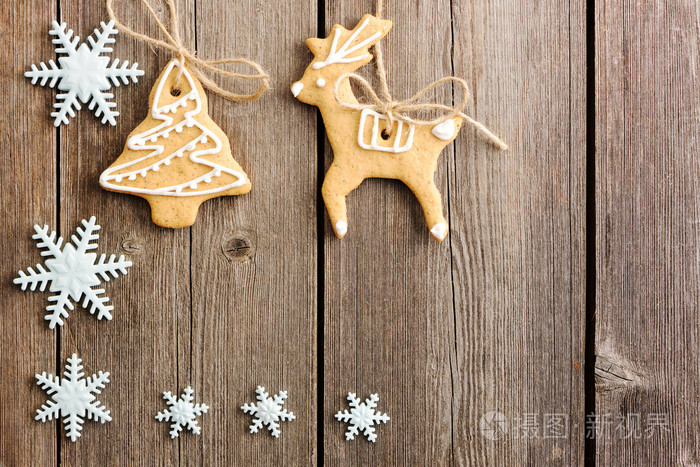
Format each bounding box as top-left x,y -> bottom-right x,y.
292,15 -> 463,241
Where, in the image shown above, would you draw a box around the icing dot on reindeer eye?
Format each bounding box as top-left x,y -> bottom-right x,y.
316,78 -> 326,88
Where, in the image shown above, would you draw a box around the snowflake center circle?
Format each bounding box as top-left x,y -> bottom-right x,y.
57,44 -> 111,101
257,399 -> 283,424
46,245 -> 99,298
54,379 -> 94,415
351,404 -> 375,429
170,400 -> 196,425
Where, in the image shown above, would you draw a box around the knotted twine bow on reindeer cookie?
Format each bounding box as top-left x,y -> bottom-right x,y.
106,0 -> 269,101
334,0 -> 508,150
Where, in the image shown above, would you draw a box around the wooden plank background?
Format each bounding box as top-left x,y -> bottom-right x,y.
322,0 -> 586,465
0,0 -> 697,465
595,1 -> 700,465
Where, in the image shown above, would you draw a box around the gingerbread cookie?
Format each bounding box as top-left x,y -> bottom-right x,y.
292,14 -> 463,242
100,59 -> 251,228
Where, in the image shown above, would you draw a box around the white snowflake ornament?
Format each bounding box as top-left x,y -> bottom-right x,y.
155,386 -> 209,438
241,386 -> 296,438
35,353 -> 111,442
335,393 -> 390,442
26,20 -> 144,126
14,216 -> 132,329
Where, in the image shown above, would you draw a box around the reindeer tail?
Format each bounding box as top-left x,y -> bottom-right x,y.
431,119 -> 460,141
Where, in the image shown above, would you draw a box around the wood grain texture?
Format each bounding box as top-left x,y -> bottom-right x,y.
449,0 -> 587,464
9,0 -> 700,465
188,0 -> 318,464
58,0 -> 193,464
595,1 -> 700,464
0,1 -> 58,465
322,0 -> 586,464
1,0 -> 318,464
320,0 -> 464,464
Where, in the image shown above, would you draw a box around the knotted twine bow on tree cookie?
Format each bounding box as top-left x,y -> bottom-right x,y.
106,0 -> 269,101
334,0 -> 508,150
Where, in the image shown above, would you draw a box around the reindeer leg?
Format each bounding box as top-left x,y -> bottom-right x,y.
403,176 -> 449,242
322,164 -> 364,238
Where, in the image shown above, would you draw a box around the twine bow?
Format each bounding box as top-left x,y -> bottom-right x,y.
106,0 -> 269,101
334,0 -> 508,150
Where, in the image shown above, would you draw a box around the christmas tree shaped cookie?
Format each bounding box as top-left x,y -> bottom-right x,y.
100,59 -> 251,228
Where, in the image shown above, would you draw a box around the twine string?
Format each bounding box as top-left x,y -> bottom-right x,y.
106,0 -> 269,101
334,0 -> 508,150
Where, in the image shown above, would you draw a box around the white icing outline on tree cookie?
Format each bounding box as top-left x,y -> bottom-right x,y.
99,59 -> 246,197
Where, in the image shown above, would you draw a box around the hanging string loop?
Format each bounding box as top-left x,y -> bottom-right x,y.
334,0 -> 508,150
106,0 -> 270,101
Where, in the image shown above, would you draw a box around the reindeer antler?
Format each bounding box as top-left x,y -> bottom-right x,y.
308,15 -> 392,69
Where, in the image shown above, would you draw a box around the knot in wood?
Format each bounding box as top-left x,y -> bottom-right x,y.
222,233 -> 254,261
121,239 -> 142,254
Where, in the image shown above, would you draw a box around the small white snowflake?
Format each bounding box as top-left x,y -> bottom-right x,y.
335,393 -> 390,442
26,19 -> 144,126
241,386 -> 296,438
35,353 -> 111,442
155,386 -> 209,438
14,216 -> 132,329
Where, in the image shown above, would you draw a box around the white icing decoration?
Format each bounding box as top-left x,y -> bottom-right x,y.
100,60 -> 246,197
35,354 -> 112,441
25,20 -> 144,126
316,78 -> 326,88
431,119 -> 456,141
312,19 -> 381,69
14,216 -> 132,329
241,386 -> 296,438
335,393 -> 390,443
358,109 -> 415,153
156,386 -> 209,438
292,82 -> 304,97
430,223 -> 448,241
335,220 -> 348,237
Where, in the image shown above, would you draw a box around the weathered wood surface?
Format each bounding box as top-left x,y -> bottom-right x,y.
449,0 -> 588,464
58,0 -> 190,464
1,0 -> 317,464
322,0 -> 458,463
3,0 -> 698,465
0,1 -> 57,466
595,1 -> 700,465
323,0 -> 586,464
189,0 -> 318,464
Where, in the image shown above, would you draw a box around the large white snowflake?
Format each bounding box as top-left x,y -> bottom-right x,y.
26,19 -> 144,126
335,393 -> 390,442
14,216 -> 132,329
35,353 -> 111,442
241,386 -> 296,438
155,386 -> 209,438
